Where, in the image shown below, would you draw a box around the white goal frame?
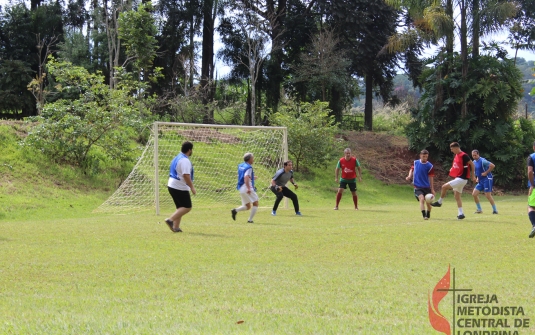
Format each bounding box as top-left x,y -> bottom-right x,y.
95,122 -> 288,215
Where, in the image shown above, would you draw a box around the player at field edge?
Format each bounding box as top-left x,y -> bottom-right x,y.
526,141 -> 535,238
270,160 -> 301,216
334,148 -> 363,210
231,153 -> 259,223
406,149 -> 435,220
471,150 -> 498,214
165,141 -> 196,233
431,142 -> 476,220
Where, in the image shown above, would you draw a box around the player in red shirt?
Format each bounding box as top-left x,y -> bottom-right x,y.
431,142 -> 476,220
334,148 -> 363,210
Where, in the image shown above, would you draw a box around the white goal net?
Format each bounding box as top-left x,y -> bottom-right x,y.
94,122 -> 287,214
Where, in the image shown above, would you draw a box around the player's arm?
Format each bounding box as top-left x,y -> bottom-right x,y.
406,166 -> 414,181
183,174 -> 196,195
528,156 -> 535,195
465,155 -> 476,182
357,165 -> 362,182
245,174 -> 252,193
429,176 -> 435,195
335,166 -> 340,183
482,161 -> 495,176
290,177 -> 298,189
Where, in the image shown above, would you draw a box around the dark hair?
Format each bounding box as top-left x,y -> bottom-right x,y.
283,160 -> 293,166
243,153 -> 253,162
420,149 -> 429,154
472,149 -> 479,154
181,141 -> 193,153
450,142 -> 460,148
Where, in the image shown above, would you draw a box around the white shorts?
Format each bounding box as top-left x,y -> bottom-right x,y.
239,184 -> 259,205
448,178 -> 468,193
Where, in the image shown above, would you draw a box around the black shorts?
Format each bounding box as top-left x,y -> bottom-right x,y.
414,187 -> 432,201
168,187 -> 192,209
339,181 -> 357,192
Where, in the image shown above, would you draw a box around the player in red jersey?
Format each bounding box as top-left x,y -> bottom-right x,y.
334,148 -> 362,210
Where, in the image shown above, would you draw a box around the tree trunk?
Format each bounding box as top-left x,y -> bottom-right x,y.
471,0 -> 480,59
201,0 -> 215,123
460,0 -> 468,118
364,74 -> 373,131
445,0 -> 454,58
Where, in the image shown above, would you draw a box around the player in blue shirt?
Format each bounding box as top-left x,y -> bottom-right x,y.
471,150 -> 497,214
406,149 -> 435,220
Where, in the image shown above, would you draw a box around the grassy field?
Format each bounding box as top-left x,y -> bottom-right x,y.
2,184 -> 535,334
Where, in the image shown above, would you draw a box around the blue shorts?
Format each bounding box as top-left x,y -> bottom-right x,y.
475,178 -> 493,193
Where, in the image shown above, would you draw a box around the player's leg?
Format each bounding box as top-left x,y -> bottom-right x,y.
415,188 -> 426,219
282,187 -> 300,214
431,182 -> 453,207
248,198 -> 259,223
451,179 -> 468,219
231,190 -> 251,221
335,183 -> 346,209
272,190 -> 284,215
166,188 -> 190,232
483,179 -> 498,214
529,206 -> 535,238
349,183 -> 358,209
472,185 -> 482,213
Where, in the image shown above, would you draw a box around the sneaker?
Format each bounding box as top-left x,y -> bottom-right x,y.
247,220 -> 254,223
231,209 -> 237,221
424,217 -> 428,220
271,210 -> 276,216
172,227 -> 183,233
492,211 -> 498,214
529,226 -> 535,238
457,214 -> 465,220
474,210 -> 482,214
296,211 -> 302,216
431,201 -> 442,207
165,218 -> 174,232
333,207 -> 338,210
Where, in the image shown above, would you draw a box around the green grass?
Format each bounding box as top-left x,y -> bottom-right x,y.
2,123 -> 535,334
2,194 -> 535,334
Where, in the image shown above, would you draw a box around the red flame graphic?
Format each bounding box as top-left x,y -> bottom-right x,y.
428,265 -> 451,335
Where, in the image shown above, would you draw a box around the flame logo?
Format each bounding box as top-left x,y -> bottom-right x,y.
428,265 -> 451,335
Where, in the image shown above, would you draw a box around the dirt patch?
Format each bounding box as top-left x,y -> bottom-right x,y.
342,131 -> 454,192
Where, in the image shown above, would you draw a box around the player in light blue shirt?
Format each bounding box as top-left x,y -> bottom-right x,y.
471,150 -> 497,214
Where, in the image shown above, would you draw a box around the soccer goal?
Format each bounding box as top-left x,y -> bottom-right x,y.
94,122 -> 288,214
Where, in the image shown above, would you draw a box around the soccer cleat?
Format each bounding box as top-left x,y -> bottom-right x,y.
492,211 -> 498,214
172,227 -> 183,233
431,201 -> 442,207
333,207 -> 339,210
165,219 -> 174,232
231,209 -> 237,221
296,211 -> 302,216
529,226 -> 535,238
247,220 -> 254,224
474,210 -> 482,214
424,217 -> 428,220
271,210 -> 276,216
457,214 -> 465,220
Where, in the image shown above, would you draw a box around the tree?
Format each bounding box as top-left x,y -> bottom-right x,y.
270,100 -> 341,171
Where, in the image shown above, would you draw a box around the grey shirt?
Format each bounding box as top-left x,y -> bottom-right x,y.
272,168 -> 293,187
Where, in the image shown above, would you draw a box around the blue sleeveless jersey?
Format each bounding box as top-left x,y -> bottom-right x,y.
413,160 -> 433,188
237,162 -> 254,190
169,153 -> 194,181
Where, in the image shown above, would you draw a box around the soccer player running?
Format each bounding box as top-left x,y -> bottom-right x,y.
334,148 -> 363,210
270,160 -> 301,216
165,141 -> 196,232
471,150 -> 498,214
406,149 -> 435,220
526,142 -> 535,238
231,153 -> 259,223
431,142 -> 476,220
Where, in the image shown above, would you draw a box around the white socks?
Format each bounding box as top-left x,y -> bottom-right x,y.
249,206 -> 258,221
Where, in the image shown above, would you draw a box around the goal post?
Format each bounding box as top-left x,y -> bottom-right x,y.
94,122 -> 288,214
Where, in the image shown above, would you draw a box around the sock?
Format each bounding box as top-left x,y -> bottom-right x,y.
336,193 -> 342,207
352,195 -> 358,208
492,204 -> 497,212
235,205 -> 247,212
426,211 -> 431,219
248,206 -> 258,221
529,211 -> 535,227
458,207 -> 464,216
438,198 -> 443,204
476,203 -> 482,211
421,210 -> 426,218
